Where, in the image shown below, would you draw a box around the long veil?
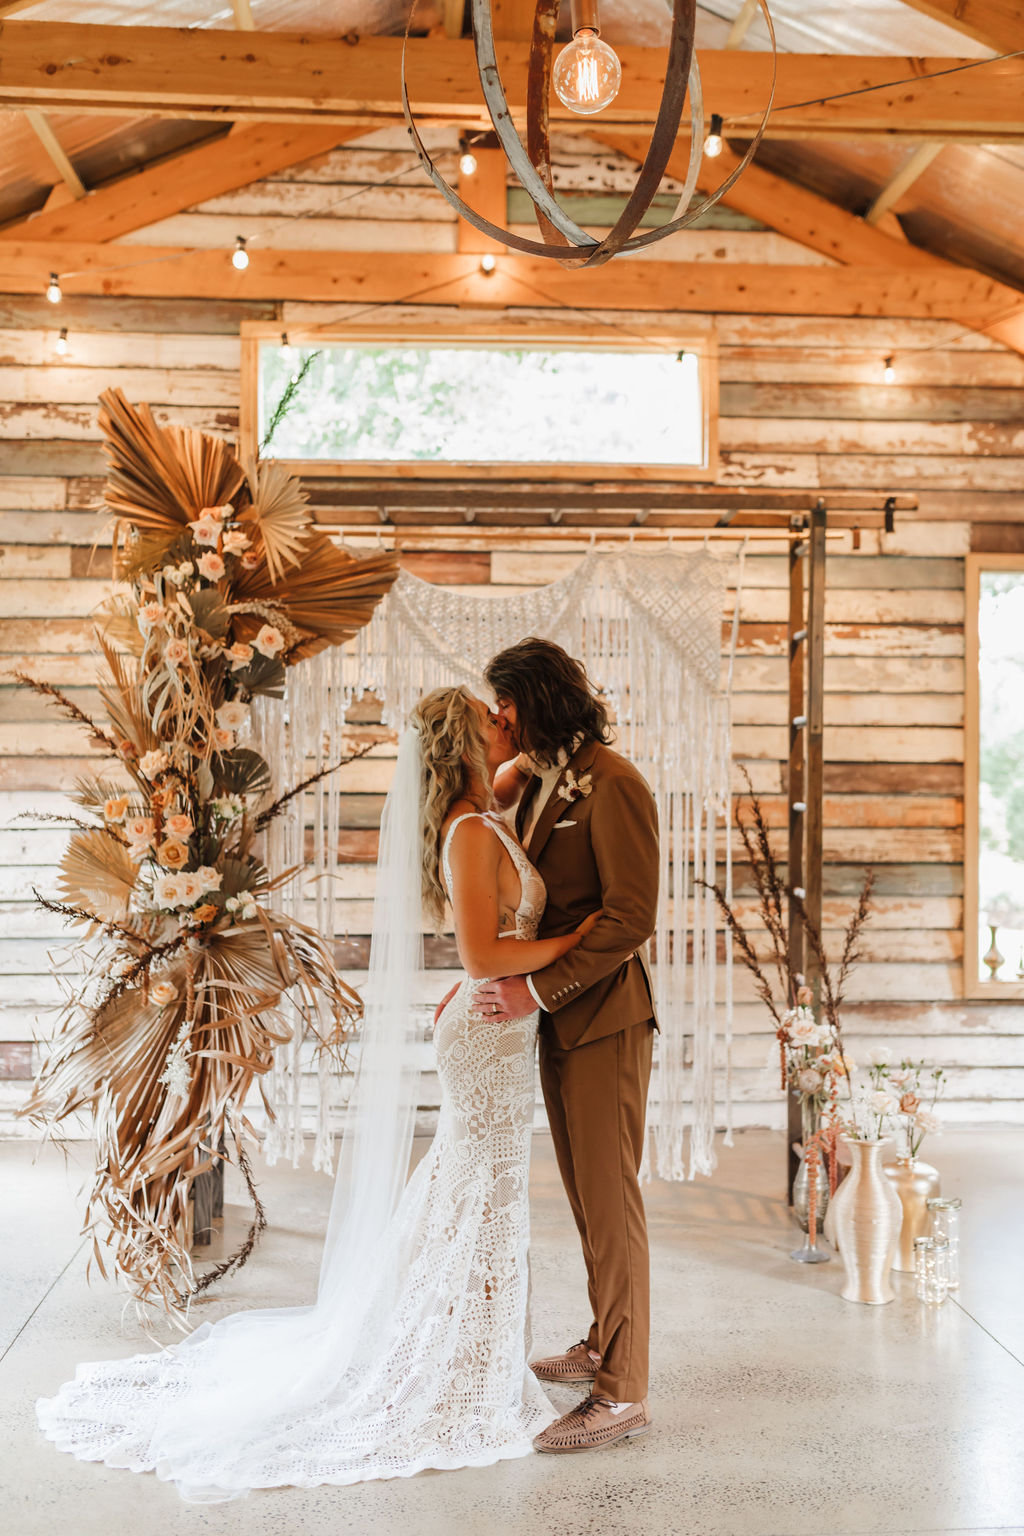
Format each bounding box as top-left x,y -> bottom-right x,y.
39,729 -> 426,1503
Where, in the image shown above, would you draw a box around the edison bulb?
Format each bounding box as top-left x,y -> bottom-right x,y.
45,272 -> 62,304
883,356 -> 895,384
459,151 -> 478,176
55,328 -> 68,356
232,237 -> 249,270
553,29 -> 621,116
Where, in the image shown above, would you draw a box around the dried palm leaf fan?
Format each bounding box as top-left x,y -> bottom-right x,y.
403,0 -> 776,267
18,391 -> 400,1323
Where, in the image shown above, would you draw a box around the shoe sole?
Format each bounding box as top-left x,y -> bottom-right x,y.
530,1368 -> 598,1385
533,1423 -> 652,1454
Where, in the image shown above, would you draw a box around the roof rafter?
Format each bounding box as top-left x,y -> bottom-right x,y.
1,24 -> 1023,141
894,1 -> 1024,53
604,133 -> 1024,354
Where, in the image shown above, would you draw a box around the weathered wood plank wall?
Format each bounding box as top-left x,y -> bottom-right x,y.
2,132 -> 1023,1138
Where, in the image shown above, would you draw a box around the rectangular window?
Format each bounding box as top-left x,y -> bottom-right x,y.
243,329 -> 717,480
965,555 -> 1024,997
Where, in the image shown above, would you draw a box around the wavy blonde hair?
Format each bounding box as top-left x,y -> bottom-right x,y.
412,686 -> 491,933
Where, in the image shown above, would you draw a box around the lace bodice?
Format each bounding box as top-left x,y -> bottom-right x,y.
442,811 -> 546,946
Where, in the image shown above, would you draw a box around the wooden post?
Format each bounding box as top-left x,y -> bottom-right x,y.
786,526 -> 805,1200
805,500 -> 827,955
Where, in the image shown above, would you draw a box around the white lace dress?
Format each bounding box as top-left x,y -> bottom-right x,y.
36,811 -> 555,1498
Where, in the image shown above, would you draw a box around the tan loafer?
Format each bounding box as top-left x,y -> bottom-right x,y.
533,1394 -> 652,1453
529,1339 -> 600,1385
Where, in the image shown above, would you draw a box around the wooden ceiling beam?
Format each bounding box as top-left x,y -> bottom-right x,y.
1,24 -> 1023,141
894,1 -> 1024,53
0,122 -> 363,245
23,108 -> 86,199
726,0 -> 760,48
1,241 -> 1023,340
865,143 -> 944,224
605,134 -> 1024,354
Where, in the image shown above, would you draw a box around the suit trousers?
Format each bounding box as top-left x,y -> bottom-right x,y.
538,1018 -> 654,1402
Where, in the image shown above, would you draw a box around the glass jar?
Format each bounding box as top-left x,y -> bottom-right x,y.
927,1196 -> 961,1290
913,1235 -> 948,1305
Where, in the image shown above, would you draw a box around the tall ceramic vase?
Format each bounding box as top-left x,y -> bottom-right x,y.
830,1137 -> 903,1304
883,1156 -> 940,1272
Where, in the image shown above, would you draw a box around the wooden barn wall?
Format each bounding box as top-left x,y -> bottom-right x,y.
2,134 -> 1024,1139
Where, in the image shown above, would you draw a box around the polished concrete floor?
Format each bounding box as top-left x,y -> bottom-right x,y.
1,1126 -> 1022,1536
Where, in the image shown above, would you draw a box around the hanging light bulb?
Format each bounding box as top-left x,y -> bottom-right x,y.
232,236 -> 249,270
554,0 -> 621,117
480,253 -> 497,274
45,272 -> 62,305
883,354 -> 896,384
703,113 -> 724,158
55,327 -> 68,356
459,140 -> 479,176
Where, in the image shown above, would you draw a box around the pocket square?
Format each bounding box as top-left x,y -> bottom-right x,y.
554,819 -> 577,829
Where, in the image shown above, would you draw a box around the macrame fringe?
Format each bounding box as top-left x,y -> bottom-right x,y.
255,549 -> 739,1181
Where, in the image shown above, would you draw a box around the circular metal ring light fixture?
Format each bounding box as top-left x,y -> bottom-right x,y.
402,0 -> 777,269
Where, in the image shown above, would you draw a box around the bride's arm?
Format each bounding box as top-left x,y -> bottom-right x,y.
491,752 -> 532,811
447,818 -> 582,981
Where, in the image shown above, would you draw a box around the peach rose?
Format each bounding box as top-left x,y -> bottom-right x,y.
899,1092 -> 921,1115
188,517 -> 221,548
225,642 -> 254,670
118,738 -> 138,760
165,813 -> 194,839
216,701 -> 248,732
124,815 -> 155,855
152,872 -> 184,907
139,749 -> 169,778
213,727 -> 236,751
199,504 -> 231,522
177,872 -> 203,905
103,795 -> 129,823
253,624 -> 285,659
240,549 -> 261,570
156,839 -> 189,871
163,637 -> 189,668
222,529 -> 250,554
150,980 -> 178,1008
138,603 -> 167,631
197,551 -> 226,581
192,903 -> 219,925
196,865 -> 222,893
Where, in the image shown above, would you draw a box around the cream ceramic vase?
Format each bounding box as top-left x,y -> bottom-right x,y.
883,1156 -> 940,1272
830,1137 -> 903,1304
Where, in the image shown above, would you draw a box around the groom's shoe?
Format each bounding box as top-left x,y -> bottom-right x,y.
530,1339 -> 600,1385
533,1394 -> 652,1454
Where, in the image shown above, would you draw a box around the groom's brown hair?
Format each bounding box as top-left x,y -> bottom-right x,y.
485,638 -> 612,763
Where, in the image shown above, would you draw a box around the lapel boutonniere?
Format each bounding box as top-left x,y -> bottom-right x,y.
557,769 -> 593,804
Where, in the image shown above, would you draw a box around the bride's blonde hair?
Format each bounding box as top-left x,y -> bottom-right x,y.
412,686 -> 491,932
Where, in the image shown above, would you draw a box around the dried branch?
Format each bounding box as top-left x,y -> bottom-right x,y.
11,672 -> 121,756
254,741 -> 375,833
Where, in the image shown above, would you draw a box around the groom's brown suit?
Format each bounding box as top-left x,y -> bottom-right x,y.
517,735 -> 659,1403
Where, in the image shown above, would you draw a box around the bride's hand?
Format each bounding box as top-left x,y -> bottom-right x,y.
574,909 -> 602,938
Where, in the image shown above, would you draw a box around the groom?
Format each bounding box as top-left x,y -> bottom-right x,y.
476,637 -> 659,1453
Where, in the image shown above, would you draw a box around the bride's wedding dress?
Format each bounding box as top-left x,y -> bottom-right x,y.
36,809 -> 555,1499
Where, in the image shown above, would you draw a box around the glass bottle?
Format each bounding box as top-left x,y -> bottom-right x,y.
927,1196 -> 961,1290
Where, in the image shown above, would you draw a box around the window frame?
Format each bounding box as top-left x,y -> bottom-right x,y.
963,551 -> 1024,999
238,319 -> 719,482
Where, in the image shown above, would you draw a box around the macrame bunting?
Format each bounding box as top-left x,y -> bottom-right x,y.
255,546 -> 742,1180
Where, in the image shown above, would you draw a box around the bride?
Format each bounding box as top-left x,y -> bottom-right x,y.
37,685 -> 597,1501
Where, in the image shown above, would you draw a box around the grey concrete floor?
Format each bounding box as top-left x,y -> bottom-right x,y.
1,1126 -> 1022,1536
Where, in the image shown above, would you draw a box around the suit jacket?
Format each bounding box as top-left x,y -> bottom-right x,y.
516,737 -> 659,1050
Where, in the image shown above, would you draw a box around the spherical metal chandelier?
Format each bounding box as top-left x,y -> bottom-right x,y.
402,0 -> 777,269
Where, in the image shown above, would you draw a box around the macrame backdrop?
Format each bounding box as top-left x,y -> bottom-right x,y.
253,546 -> 742,1180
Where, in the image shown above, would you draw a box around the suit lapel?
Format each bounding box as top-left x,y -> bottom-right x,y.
527,737 -> 600,863
516,775 -> 541,843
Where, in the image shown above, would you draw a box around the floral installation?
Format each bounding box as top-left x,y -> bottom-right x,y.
698,768 -> 875,1243
557,768 -> 593,803
14,389 -> 398,1323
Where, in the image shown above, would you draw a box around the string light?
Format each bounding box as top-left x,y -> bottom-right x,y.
55,327 -> 68,356
231,236 -> 249,270
883,355 -> 895,384
480,253 -> 497,274
459,149 -> 478,176
45,272 -> 62,304
703,113 -> 724,158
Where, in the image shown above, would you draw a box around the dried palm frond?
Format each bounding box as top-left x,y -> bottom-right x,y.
239,458 -> 313,584
99,388 -> 245,533
234,534 -> 399,656
57,829 -> 138,923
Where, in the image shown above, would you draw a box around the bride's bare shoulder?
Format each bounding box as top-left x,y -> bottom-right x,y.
441,799 -> 489,844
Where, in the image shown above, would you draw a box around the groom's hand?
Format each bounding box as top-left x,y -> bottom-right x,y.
474,975 -> 534,1024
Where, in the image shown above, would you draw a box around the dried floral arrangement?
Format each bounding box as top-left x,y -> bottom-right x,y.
15,389 -> 399,1322
846,1047 -> 946,1154
698,769 -> 875,1239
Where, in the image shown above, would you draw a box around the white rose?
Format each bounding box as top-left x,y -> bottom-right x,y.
196,865 -> 222,893
788,1008 -> 819,1044
216,701 -> 248,732
869,1090 -> 893,1115
868,1045 -> 893,1067
222,529 -> 251,554
197,551 -> 226,581
253,624 -> 285,659
152,873 -> 184,907
150,980 -> 178,1007
177,872 -> 202,905
188,517 -> 221,547
139,749 -> 169,778
914,1109 -> 942,1136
